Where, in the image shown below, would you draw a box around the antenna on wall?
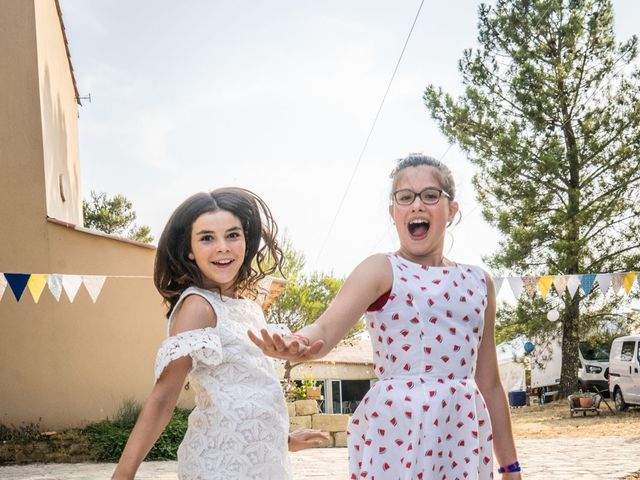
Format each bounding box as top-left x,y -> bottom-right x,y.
76,92 -> 91,105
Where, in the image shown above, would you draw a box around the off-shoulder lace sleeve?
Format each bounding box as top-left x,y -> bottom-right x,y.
154,327 -> 223,381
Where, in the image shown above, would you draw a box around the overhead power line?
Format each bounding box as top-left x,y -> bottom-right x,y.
315,0 -> 426,267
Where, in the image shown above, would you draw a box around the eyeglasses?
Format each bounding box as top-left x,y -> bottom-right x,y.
392,187 -> 451,206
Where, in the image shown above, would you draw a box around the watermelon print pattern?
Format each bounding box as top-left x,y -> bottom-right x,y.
347,254 -> 493,479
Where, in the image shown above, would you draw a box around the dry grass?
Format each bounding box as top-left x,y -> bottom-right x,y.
510,400 -> 640,438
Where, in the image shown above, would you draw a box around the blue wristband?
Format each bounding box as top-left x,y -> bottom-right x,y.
498,461 -> 521,473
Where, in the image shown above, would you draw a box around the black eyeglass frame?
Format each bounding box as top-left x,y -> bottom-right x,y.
392,187 -> 451,206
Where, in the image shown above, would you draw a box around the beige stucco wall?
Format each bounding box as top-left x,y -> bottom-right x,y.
0,0 -> 195,430
0,0 -> 50,273
34,0 -> 82,225
0,223 -> 196,430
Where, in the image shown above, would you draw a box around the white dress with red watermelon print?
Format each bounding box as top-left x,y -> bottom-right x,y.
347,253 -> 493,480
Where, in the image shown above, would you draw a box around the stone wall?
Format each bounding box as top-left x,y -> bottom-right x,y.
288,400 -> 350,448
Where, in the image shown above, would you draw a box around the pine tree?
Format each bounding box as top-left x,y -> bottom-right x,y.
424,0 -> 640,395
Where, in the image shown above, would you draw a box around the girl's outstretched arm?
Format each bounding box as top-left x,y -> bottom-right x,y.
111,296 -> 216,480
474,273 -> 522,479
249,253 -> 392,361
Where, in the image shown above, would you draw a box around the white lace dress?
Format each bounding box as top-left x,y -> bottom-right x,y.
154,287 -> 291,480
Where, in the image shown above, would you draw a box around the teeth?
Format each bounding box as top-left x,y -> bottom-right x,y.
409,219 -> 429,225
214,259 -> 233,265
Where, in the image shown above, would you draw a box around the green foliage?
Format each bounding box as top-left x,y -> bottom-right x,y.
83,191 -> 154,243
0,420 -> 42,444
425,0 -> 640,395
84,399 -> 191,461
571,390 -> 595,399
294,374 -> 318,400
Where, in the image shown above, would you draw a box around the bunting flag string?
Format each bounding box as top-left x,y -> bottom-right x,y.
0,270 -> 637,305
0,272 -> 151,304
493,270 -> 638,300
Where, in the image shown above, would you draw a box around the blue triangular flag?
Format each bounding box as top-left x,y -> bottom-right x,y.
580,273 -> 596,295
4,273 -> 31,301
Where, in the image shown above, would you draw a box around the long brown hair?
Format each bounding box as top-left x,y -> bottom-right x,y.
154,187 -> 284,318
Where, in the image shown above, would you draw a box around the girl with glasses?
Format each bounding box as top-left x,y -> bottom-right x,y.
250,154 -> 521,479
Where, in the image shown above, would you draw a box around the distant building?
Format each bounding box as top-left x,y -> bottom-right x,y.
282,335 -> 376,414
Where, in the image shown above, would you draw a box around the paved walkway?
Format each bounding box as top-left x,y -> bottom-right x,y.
1,436 -> 639,479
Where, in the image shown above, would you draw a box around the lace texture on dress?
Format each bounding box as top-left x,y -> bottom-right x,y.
154,287 -> 291,480
154,328 -> 223,381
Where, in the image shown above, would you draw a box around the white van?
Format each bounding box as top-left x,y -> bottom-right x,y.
530,336 -> 610,402
608,336 -> 640,410
578,342 -> 610,392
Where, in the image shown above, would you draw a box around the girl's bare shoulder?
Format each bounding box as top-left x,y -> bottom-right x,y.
170,294 -> 218,335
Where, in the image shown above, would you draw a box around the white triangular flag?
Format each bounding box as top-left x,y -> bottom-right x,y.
0,274 -> 7,301
566,275 -> 581,298
508,277 -> 524,298
82,275 -> 106,303
62,275 -> 83,302
47,274 -> 63,301
595,273 -> 612,295
553,275 -> 568,296
494,277 -> 504,295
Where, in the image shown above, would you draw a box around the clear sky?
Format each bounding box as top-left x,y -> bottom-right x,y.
59,0 -> 640,289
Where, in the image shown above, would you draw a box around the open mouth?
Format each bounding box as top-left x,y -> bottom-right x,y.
408,219 -> 430,240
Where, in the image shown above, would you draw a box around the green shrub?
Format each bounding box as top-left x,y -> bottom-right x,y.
84,400 -> 191,461
0,420 -> 42,443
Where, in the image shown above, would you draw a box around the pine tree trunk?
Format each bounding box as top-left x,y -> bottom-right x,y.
559,294 -> 581,397
558,66 -> 582,398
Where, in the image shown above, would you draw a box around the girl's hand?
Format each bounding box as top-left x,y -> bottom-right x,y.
248,328 -> 324,361
288,428 -> 329,452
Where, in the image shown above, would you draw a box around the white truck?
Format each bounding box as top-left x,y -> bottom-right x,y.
530,337 -> 610,402
608,335 -> 640,411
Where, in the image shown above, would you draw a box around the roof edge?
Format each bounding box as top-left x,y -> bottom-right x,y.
53,0 -> 81,105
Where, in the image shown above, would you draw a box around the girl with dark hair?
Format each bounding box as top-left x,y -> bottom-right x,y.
112,187 -> 326,480
251,156 -> 522,479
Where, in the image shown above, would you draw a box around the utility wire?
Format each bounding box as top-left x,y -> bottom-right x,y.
314,0 -> 426,268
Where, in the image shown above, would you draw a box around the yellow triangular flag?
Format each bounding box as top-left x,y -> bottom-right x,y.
27,274 -> 48,303
538,275 -> 554,299
623,272 -> 637,294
